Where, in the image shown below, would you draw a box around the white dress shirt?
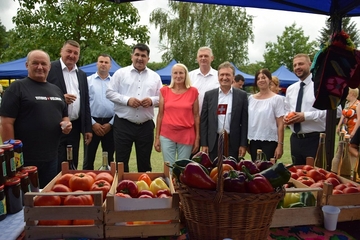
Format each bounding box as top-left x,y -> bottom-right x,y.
284,74 -> 326,134
106,65 -> 162,123
217,88 -> 233,134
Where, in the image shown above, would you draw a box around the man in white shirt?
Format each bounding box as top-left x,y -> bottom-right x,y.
106,44 -> 162,172
189,46 -> 219,112
284,53 -> 327,165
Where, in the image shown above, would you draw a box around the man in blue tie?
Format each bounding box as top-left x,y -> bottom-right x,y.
284,54 -> 326,165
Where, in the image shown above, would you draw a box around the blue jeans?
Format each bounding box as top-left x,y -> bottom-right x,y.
160,136 -> 192,167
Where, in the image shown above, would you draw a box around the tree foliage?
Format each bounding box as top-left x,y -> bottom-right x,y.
1,0 -> 149,66
263,23 -> 318,71
0,20 -> 8,61
150,1 -> 254,70
317,17 -> 360,48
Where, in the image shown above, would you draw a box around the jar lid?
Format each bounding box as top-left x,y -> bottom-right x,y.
0,185 -> 3,191
16,170 -> 28,179
0,144 -> 14,151
5,177 -> 21,186
13,140 -> 23,148
23,166 -> 37,173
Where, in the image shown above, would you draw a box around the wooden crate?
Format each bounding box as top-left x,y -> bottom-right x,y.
23,161 -> 116,240
322,177 -> 360,222
104,162 -> 180,239
271,178 -> 323,228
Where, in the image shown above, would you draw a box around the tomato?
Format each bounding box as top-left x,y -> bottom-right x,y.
51,184 -> 72,204
334,183 -> 347,191
63,191 -> 93,205
332,189 -> 343,195
38,220 -> 72,225
94,172 -> 113,185
69,173 -> 94,191
86,171 -> 97,180
345,182 -> 358,188
290,172 -> 299,179
343,187 -> 359,194
55,173 -> 74,188
287,165 -> 298,173
116,192 -> 132,198
138,173 -> 152,187
34,191 -> 61,206
324,177 -> 341,187
317,168 -> 328,176
91,180 -> 111,201
297,176 -> 315,186
325,172 -> 338,180
306,169 -> 326,182
310,181 -> 324,188
302,165 -> 314,171
296,169 -> 307,177
285,112 -> 296,121
72,219 -> 95,225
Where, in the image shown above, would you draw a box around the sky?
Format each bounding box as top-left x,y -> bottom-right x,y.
2,0 -> 360,63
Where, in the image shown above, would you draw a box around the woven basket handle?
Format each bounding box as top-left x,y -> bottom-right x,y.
214,129 -> 228,203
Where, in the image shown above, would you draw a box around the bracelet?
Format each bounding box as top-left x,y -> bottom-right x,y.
278,142 -> 284,145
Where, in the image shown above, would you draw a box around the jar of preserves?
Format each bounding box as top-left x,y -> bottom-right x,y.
16,170 -> 30,205
22,166 -> 39,192
4,177 -> 22,214
0,184 -> 6,221
0,149 -> 6,185
0,144 -> 15,178
13,140 -> 24,171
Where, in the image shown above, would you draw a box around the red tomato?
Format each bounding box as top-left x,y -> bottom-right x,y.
55,173 -> 74,188
332,189 -> 343,195
63,191 -> 93,205
291,172 -> 299,180
296,169 -> 307,177
345,182 -> 358,188
86,171 -> 97,180
297,176 -> 315,186
69,173 -> 94,191
72,219 -> 95,225
317,168 -> 328,176
310,181 -> 324,188
302,165 -> 314,171
34,191 -> 61,206
334,183 -> 347,191
343,187 -> 359,194
94,172 -> 113,185
51,184 -> 72,204
307,169 -> 326,182
324,177 -> 341,187
91,180 -> 111,201
325,172 -> 338,180
287,165 -> 298,173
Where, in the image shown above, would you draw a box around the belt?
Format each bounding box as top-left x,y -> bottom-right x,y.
292,132 -> 321,139
121,118 -> 150,125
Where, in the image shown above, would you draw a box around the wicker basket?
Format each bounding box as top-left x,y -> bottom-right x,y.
176,131 -> 285,240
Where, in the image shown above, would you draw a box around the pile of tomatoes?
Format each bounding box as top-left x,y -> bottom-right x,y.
288,165 -> 360,194
33,171 -> 114,226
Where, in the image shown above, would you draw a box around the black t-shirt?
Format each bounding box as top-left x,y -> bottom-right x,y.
0,77 -> 67,162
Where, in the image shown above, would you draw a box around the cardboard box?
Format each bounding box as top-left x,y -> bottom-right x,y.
271,178 -> 323,228
23,161 -> 116,240
104,162 -> 180,238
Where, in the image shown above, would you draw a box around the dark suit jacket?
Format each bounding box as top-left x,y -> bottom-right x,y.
47,60 -> 92,134
200,88 -> 248,157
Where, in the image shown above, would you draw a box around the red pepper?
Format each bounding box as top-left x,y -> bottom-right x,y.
156,189 -> 172,197
241,165 -> 274,194
192,151 -> 213,168
180,162 -> 216,190
223,170 -> 246,193
137,190 -> 155,198
237,159 -> 260,174
116,180 -> 138,198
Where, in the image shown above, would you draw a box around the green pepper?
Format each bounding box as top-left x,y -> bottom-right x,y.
299,192 -> 316,207
288,202 -> 306,208
259,162 -> 291,188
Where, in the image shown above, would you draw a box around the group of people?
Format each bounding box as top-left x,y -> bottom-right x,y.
1,41 -> 359,188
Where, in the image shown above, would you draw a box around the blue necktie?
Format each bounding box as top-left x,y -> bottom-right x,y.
294,82 -> 305,133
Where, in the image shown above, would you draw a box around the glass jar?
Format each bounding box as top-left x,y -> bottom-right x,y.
16,170 -> 30,205
0,144 -> 15,178
4,177 -> 22,214
0,149 -> 6,185
0,184 -> 6,221
22,166 -> 39,192
13,140 -> 24,171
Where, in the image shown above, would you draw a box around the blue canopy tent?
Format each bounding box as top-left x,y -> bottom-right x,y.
155,59 -> 178,85
272,65 -> 298,88
0,57 -> 28,79
230,62 -> 254,86
80,57 -> 121,76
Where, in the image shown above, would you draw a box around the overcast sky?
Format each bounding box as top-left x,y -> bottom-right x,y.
2,0 -> 360,63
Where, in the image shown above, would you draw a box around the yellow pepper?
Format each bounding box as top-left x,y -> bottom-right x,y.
136,180 -> 150,192
149,177 -> 170,195
283,192 -> 300,208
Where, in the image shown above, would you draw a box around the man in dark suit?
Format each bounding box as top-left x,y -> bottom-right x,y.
47,40 -> 92,171
200,61 -> 248,161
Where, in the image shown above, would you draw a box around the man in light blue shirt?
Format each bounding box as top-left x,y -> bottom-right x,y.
83,54 -> 115,170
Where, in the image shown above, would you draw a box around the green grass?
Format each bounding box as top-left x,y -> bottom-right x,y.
78,127 -> 298,172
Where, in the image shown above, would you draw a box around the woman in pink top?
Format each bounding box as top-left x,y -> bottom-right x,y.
154,63 -> 200,166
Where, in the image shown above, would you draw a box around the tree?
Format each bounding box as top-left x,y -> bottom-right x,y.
263,23 -> 318,71
0,20 -> 8,61
317,17 -> 360,48
150,2 -> 254,70
1,0 -> 149,66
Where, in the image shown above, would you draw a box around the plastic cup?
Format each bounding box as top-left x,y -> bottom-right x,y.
322,205 -> 340,231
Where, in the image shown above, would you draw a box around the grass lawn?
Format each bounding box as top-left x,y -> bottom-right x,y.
78,127 -> 299,172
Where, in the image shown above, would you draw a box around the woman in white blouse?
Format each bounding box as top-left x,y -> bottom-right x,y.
248,69 -> 285,161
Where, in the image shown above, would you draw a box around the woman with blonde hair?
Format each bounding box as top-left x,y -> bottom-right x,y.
270,76 -> 282,94
154,63 -> 200,165
337,88 -> 360,137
